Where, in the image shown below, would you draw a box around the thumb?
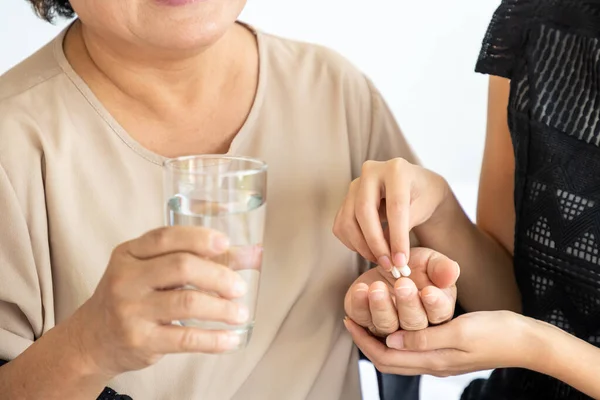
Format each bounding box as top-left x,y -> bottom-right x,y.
409,248 -> 460,289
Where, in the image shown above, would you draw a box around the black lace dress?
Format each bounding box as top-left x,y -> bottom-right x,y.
463,1 -> 600,399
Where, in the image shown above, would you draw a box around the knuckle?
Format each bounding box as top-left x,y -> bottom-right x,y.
429,310 -> 453,325
386,199 -> 407,215
375,319 -> 399,332
341,218 -> 357,233
354,198 -> 372,217
114,301 -> 136,321
407,330 -> 429,351
123,329 -> 145,350
332,214 -> 354,238
332,221 -> 341,237
389,157 -> 409,171
361,160 -> 379,175
400,317 -> 428,332
179,329 -> 201,352
173,254 -> 195,281
111,243 -> 128,259
373,315 -> 399,332
179,290 -> 199,314
105,272 -> 129,297
149,227 -> 172,249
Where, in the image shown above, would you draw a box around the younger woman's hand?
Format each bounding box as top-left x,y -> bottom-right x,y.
345,310 -> 539,377
333,159 -> 449,273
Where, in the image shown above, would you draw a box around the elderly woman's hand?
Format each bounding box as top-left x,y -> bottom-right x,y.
346,247 -> 459,337
69,226 -> 254,377
344,310 -> 540,377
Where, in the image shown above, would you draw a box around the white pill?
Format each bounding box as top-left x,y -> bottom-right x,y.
391,266 -> 401,279
399,265 -> 412,277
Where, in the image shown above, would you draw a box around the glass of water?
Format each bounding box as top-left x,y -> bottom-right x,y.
163,155 -> 267,351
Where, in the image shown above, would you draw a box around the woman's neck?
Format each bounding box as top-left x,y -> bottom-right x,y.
66,21 -> 252,114
63,20 -> 259,156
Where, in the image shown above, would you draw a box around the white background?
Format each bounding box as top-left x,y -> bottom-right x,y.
0,0 -> 498,398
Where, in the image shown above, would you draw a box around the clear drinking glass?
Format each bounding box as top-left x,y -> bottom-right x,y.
163,155 -> 267,351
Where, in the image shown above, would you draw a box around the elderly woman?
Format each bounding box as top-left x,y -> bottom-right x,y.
0,0 -> 459,399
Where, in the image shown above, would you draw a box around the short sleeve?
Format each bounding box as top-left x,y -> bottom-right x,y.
475,0 -> 537,79
0,114 -> 54,362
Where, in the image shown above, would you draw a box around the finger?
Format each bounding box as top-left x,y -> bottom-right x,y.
407,248 -> 460,290
386,321 -> 462,351
347,219 -> 377,263
334,181 -> 372,259
420,285 -> 456,325
394,278 -> 429,331
143,252 -> 248,299
333,206 -> 358,252
148,289 -> 249,326
425,254 -> 460,289
383,160 -> 411,269
333,190 -> 377,262
355,166 -> 393,271
368,282 -> 399,335
127,226 -> 230,260
153,326 -> 242,354
343,318 -> 430,376
346,283 -> 374,329
228,245 -> 263,271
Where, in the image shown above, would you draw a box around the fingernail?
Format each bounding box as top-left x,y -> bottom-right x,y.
211,234 -> 230,252
226,333 -> 241,349
393,253 -> 407,268
369,289 -> 386,301
237,306 -> 249,323
396,285 -> 414,298
386,334 -> 404,349
232,280 -> 248,297
377,256 -> 393,271
422,294 -> 438,306
343,317 -> 350,329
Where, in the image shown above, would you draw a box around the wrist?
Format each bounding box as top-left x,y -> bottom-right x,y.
59,307 -> 115,381
414,185 -> 465,243
513,316 -> 560,373
2,315 -> 112,399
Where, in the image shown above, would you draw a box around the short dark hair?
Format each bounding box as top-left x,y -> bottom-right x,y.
27,0 -> 74,22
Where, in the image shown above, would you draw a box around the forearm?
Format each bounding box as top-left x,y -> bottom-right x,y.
525,319 -> 600,399
0,319 -> 111,399
414,192 -> 520,313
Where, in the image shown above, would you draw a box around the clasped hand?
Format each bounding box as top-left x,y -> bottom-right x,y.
345,248 -> 459,337
345,251 -> 531,378
338,159 -> 533,378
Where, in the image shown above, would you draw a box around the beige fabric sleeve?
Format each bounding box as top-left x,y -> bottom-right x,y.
0,118 -> 53,361
0,163 -> 49,360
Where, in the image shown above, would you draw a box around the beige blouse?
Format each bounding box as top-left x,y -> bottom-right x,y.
0,26 -> 416,399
